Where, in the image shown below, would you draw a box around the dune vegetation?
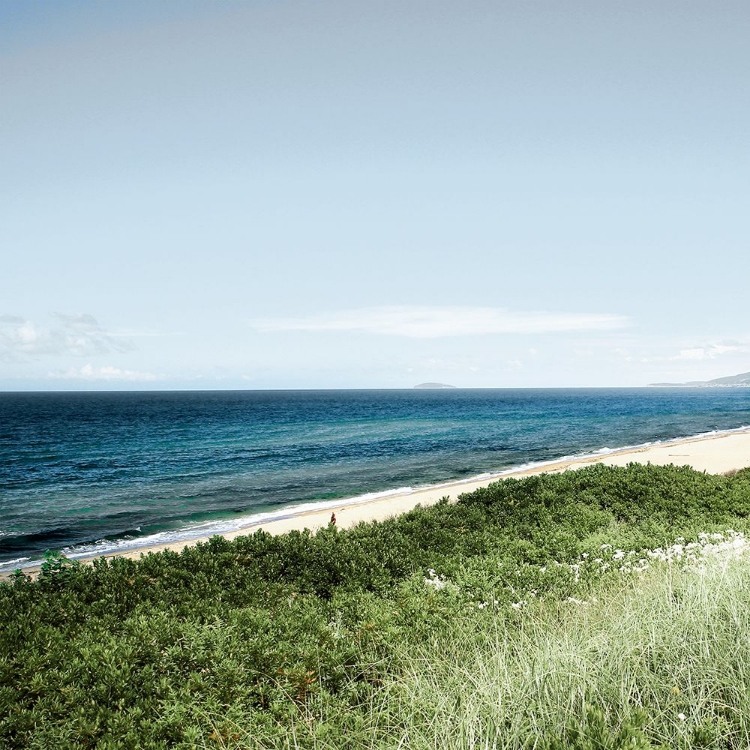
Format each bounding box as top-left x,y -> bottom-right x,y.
3,463 -> 750,748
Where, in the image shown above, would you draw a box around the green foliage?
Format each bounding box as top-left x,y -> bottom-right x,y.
543,706 -> 659,750
39,549 -> 81,577
1,463 -> 749,747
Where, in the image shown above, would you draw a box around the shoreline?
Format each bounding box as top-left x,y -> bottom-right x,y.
6,426 -> 750,577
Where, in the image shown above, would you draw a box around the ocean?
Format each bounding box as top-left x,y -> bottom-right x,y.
2,388 -> 750,572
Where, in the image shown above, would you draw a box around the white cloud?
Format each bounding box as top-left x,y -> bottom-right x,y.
674,343 -> 745,361
48,364 -> 160,382
0,313 -> 132,359
251,306 -> 630,339
676,348 -> 707,361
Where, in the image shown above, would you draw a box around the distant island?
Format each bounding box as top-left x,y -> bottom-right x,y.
413,382 -> 457,389
651,371 -> 750,387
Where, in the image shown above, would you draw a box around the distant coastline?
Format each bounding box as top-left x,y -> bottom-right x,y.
413,382 -> 456,389
651,371 -> 750,388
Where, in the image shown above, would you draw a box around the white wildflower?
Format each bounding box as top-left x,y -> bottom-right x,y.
424,569 -> 447,591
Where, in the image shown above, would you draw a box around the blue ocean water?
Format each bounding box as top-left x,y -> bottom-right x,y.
1,388 -> 750,571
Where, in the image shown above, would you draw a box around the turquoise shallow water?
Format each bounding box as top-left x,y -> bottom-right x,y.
1,388 -> 750,571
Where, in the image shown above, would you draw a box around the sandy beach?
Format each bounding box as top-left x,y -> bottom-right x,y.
38,426 -> 742,571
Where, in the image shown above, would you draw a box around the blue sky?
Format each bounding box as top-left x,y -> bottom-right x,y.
1,0 -> 748,389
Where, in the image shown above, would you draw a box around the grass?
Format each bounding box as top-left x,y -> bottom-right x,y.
233,530 -> 750,749
383,538 -> 750,749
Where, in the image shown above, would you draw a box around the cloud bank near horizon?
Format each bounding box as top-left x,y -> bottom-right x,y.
250,306 -> 631,339
47,364 -> 161,382
0,313 -> 131,361
674,343 -> 746,361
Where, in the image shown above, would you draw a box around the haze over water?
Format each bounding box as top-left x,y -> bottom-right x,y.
2,388 -> 750,571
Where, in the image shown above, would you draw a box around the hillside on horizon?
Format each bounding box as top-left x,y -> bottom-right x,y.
651,371 -> 750,387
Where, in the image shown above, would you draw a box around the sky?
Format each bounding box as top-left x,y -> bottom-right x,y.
1,0 -> 748,390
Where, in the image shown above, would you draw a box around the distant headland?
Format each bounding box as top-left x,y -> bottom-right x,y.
413,382 -> 457,390
651,371 -> 750,387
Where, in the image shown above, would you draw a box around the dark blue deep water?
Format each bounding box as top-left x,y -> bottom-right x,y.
1,388 -> 750,570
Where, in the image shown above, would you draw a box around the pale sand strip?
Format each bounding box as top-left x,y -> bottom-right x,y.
10,428 -> 750,575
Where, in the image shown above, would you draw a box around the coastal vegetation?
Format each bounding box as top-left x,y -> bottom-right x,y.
2,463 -> 750,748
